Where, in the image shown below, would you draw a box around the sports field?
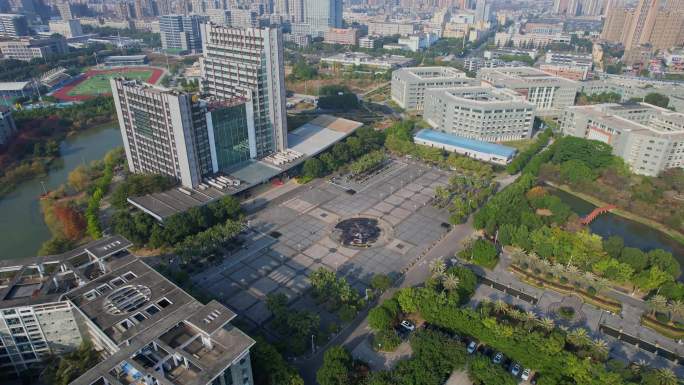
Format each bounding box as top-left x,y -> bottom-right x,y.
53,67 -> 164,101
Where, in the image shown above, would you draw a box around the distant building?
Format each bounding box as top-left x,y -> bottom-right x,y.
0,81 -> 35,100
323,28 -> 359,46
321,52 -> 415,70
103,54 -> 148,67
561,102 -> 684,176
414,128 -> 517,165
160,14 -> 208,54
0,37 -> 68,61
391,66 -> 478,111
494,31 -> 571,48
0,106 -> 16,145
478,67 -> 579,117
285,32 -> 311,47
229,8 -> 258,29
48,19 -> 83,38
55,1 -> 74,20
0,13 -> 29,38
423,86 -> 535,142
367,21 -> 415,36
359,35 -> 380,49
304,0 -> 342,36
539,52 -> 593,81
396,33 -> 439,52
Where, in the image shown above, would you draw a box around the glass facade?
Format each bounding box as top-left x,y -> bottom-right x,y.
210,105 -> 251,171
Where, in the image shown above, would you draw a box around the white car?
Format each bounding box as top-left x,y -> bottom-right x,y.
467,341 -> 477,354
400,320 -> 415,331
521,368 -> 531,381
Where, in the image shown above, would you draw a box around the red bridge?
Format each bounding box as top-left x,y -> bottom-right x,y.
580,205 -> 617,225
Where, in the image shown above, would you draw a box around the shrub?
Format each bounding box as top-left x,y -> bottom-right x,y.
655,312 -> 670,323
370,274 -> 392,292
558,306 -> 575,320
373,329 -> 401,352
587,286 -> 597,296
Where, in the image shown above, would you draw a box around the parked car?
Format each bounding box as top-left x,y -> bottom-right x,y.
511,363 -> 521,377
400,320 -> 415,332
492,352 -> 504,364
467,341 -> 478,354
521,368 -> 531,381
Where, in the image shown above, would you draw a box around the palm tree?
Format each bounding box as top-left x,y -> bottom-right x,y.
536,317 -> 555,333
651,368 -> 678,385
595,277 -> 610,295
567,328 -> 590,347
551,263 -> 565,279
523,311 -> 537,331
591,338 -> 609,358
479,298 -> 492,316
430,257 -> 446,279
508,308 -> 525,323
442,273 -> 460,292
630,360 -> 649,376
511,250 -> 527,266
493,299 -> 508,315
647,294 -> 668,316
565,264 -> 580,278
668,299 -> 684,321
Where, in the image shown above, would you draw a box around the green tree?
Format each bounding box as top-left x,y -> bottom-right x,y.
302,158 -> 326,179
643,93 -> 670,109
316,346 -> 353,385
602,236 -> 624,259
250,336 -> 304,385
618,247 -> 647,272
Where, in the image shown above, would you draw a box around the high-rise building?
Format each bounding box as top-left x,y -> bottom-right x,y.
623,0 -> 658,50
289,0 -> 303,22
0,13 -> 29,38
55,1 -> 73,19
229,8 -> 258,28
303,0 -> 342,36
200,24 -> 288,158
474,0 -> 490,23
160,14 -> 207,54
48,19 -> 83,38
601,6 -> 632,42
275,0 -> 288,15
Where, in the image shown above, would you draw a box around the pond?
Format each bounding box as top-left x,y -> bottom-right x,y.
549,187 -> 684,268
0,124 -> 122,260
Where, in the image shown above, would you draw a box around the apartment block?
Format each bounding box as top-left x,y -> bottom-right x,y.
367,21 -> 415,36
200,24 -> 288,158
160,14 -> 208,54
323,28 -> 359,46
0,37 -> 68,61
478,67 -> 579,117
561,103 -> 684,176
391,66 -> 479,111
0,14 -> 29,38
423,86 -> 535,142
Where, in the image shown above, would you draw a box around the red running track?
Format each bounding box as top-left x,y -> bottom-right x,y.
52,66 -> 164,102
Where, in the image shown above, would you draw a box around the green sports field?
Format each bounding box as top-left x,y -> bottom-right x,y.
66,70 -> 155,97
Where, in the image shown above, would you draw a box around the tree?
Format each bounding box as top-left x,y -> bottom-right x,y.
647,294 -> 668,316
52,205 -> 87,240
368,306 -> 394,331
647,249 -> 681,279
618,247 -> 647,273
43,341 -> 99,385
370,274 -> 391,292
250,336 -> 304,385
643,93 -> 670,109
429,257 -> 446,279
302,158 -> 326,179
67,165 -> 91,192
316,346 -> 352,385
442,273 -> 460,292
602,236 -> 624,259
642,368 -> 678,385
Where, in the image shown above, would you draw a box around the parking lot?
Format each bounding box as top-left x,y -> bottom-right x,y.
190,160 -> 453,330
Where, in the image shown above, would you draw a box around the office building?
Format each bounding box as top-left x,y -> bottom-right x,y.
200,24 -> 288,158
359,35 -> 380,49
367,21 -> 415,36
160,14 -> 208,54
478,67 -> 579,117
561,103 -> 684,176
423,86 -> 535,142
48,19 -> 83,38
304,0 -> 342,36
0,106 -> 16,145
0,236 -> 256,385
391,66 -> 479,111
0,37 -> 68,61
0,13 -> 29,38
324,28 -> 359,45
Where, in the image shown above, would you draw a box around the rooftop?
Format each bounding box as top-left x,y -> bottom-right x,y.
395,66 -> 467,81
479,66 -> 578,86
415,129 -> 517,158
0,81 -> 31,91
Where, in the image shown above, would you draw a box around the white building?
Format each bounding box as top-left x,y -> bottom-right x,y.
359,36 -> 380,49
0,13 -> 29,38
478,67 -> 579,117
391,66 -> 479,111
561,102 -> 684,176
396,33 -> 439,52
423,86 -> 535,142
321,52 -> 415,70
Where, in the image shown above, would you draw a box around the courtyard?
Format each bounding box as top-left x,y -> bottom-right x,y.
190,160 -> 453,338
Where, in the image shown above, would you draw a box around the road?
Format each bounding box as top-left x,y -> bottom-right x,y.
294,217 -> 476,384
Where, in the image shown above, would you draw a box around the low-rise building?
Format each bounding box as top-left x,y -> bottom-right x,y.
0,81 -> 35,101
580,75 -> 684,110
414,128 -> 517,165
323,28 -> 359,46
103,54 -> 148,67
560,102 -> 684,176
284,32 -> 310,47
494,31 -> 571,48
478,67 -> 579,117
539,51 -> 593,81
423,86 -> 535,142
391,66 -> 478,111
359,36 -> 380,49
367,21 -> 415,36
0,106 -> 16,145
0,37 -> 68,61
396,33 -> 439,52
321,52 -> 415,70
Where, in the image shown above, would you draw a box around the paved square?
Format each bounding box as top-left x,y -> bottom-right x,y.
191,160 -> 453,328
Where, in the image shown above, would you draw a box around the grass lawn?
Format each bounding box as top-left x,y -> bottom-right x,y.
501,138 -> 536,152
68,70 -> 154,96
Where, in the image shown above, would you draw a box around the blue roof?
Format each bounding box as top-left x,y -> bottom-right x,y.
414,129 -> 517,158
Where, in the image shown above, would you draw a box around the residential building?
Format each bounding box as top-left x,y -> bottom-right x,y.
48,19 -> 83,38
206,8 -> 231,25
200,24 -> 288,158
601,0 -> 684,50
229,8 -> 258,29
478,67 -> 579,117
0,37 -> 68,61
423,86 -> 535,142
0,13 -> 29,38
0,106 -> 16,145
321,52 -> 415,70
304,0 -> 342,36
391,66 -> 478,111
55,1 -> 74,20
414,128 -> 518,165
159,14 -> 208,54
323,28 -> 359,46
600,6 -> 632,42
367,21 -> 415,36
474,0 -> 490,23
396,33 -> 439,52
561,102 -> 684,176
359,35 -> 380,49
